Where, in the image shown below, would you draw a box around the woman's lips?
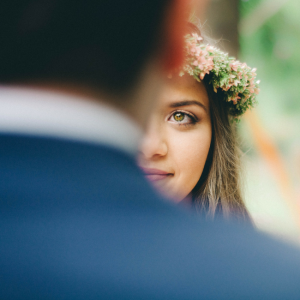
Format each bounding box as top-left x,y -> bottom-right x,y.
145,174 -> 170,181
140,167 -> 172,182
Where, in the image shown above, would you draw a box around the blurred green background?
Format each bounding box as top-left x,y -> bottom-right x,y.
200,0 -> 300,244
240,0 -> 300,244
240,0 -> 300,144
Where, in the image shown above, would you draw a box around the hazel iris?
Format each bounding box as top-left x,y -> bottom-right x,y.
174,112 -> 184,122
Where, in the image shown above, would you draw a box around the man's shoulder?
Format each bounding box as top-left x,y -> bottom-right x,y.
0,133 -> 169,211
0,132 -> 137,178
1,134 -> 300,299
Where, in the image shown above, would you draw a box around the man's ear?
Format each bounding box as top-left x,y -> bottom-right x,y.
161,0 -> 191,72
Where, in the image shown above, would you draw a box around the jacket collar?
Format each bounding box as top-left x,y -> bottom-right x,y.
0,86 -> 142,156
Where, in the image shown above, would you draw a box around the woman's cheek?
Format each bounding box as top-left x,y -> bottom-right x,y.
169,128 -> 211,195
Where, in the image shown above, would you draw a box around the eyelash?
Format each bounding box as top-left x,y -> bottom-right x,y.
167,110 -> 198,126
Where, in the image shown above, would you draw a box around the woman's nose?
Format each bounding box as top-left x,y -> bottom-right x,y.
139,125 -> 168,160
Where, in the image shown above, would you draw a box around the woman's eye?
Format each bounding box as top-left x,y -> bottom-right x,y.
169,112 -> 196,124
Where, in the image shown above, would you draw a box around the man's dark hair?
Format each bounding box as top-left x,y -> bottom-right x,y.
0,0 -> 171,94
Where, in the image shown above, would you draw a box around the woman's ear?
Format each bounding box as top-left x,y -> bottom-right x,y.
161,0 -> 192,72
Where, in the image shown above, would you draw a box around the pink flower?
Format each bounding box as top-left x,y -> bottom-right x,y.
197,56 -> 207,64
230,63 -> 238,72
192,33 -> 203,42
198,64 -> 204,70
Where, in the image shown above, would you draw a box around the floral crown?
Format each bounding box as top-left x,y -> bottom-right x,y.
178,33 -> 260,119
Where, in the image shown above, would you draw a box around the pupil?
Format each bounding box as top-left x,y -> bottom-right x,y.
174,113 -> 184,121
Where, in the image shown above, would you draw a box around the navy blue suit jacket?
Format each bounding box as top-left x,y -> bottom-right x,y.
1,133 -> 300,299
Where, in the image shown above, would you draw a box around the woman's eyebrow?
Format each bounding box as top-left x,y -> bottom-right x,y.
169,100 -> 207,112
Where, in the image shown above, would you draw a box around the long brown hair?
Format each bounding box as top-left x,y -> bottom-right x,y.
187,23 -> 250,220
192,78 -> 249,220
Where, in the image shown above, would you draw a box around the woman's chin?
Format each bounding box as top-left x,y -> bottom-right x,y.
143,173 -> 189,203
154,184 -> 186,204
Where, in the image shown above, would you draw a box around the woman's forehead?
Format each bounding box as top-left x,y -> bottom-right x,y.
162,75 -> 209,106
167,74 -> 197,86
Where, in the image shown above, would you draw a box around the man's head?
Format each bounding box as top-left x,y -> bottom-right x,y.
0,0 -> 189,125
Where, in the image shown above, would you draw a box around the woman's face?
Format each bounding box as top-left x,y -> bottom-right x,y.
138,75 -> 212,202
